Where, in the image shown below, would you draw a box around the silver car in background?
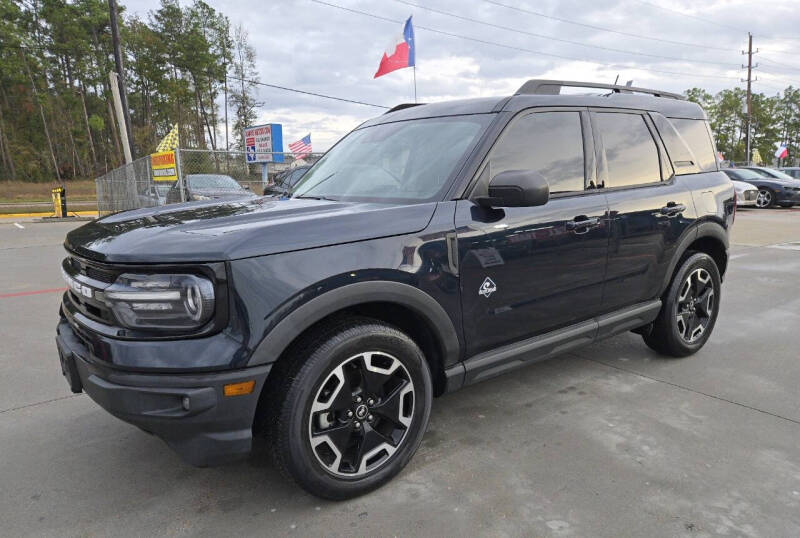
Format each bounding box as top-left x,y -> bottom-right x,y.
731,179 -> 758,207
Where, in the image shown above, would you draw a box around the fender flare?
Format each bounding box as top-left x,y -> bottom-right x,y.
659,220 -> 728,295
247,281 -> 461,368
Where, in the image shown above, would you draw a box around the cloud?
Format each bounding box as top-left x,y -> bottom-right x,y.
125,0 -> 799,151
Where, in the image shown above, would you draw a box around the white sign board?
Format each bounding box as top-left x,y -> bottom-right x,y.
244,124 -> 274,163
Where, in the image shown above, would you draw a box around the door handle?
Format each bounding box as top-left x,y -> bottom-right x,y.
566,216 -> 600,233
660,202 -> 686,216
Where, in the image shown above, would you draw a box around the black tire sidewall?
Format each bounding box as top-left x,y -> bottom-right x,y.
663,252 -> 721,355
281,323 -> 432,500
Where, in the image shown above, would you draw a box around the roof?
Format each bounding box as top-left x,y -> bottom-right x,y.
366,79 -> 706,127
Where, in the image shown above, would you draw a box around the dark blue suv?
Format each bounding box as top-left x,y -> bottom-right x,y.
56,80 -> 734,499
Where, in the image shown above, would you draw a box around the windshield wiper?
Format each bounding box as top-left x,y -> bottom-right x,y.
295,194 -> 339,201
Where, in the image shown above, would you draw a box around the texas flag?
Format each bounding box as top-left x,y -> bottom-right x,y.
374,16 -> 415,78
775,145 -> 788,159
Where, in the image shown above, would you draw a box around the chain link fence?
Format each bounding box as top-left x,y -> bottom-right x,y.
95,149 -> 324,215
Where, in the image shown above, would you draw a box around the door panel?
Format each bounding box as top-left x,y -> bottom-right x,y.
456,194 -> 609,357
592,110 -> 697,311
602,181 -> 696,311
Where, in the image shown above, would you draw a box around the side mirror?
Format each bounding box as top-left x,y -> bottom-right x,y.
476,169 -> 550,208
243,184 -> 251,191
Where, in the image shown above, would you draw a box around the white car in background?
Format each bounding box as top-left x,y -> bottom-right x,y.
731,179 -> 758,207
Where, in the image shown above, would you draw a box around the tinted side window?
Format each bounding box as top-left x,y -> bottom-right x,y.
651,114 -> 698,175
490,111 -> 585,194
670,118 -> 717,172
596,112 -> 661,188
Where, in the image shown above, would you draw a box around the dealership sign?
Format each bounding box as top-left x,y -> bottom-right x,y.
150,150 -> 178,182
244,123 -> 284,163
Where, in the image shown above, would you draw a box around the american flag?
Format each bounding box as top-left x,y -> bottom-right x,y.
289,134 -> 312,161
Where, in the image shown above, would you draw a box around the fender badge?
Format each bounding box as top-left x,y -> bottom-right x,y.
479,277 -> 497,298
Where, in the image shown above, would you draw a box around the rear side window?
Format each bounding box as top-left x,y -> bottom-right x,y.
670,118 -> 717,172
595,112 -> 661,188
489,111 -> 585,194
651,113 -> 699,175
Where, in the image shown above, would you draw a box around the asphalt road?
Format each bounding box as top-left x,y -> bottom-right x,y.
1,209 -> 799,537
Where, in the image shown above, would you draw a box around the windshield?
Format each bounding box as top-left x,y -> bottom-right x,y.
187,174 -> 242,190
760,168 -> 797,180
727,169 -> 763,180
292,115 -> 491,203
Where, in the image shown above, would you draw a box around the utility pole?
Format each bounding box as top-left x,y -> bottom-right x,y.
108,0 -> 135,161
741,33 -> 758,165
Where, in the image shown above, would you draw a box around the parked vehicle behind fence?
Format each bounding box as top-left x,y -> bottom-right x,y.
165,173 -> 256,204
57,80 -> 733,500
264,165 -> 311,196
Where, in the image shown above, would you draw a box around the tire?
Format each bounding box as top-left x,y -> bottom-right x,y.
755,188 -> 775,208
643,252 -> 721,357
263,317 -> 432,500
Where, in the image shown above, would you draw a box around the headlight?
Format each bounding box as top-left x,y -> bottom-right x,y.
192,194 -> 211,201
102,273 -> 215,330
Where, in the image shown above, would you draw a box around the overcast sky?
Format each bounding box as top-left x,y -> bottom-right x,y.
126,0 -> 800,151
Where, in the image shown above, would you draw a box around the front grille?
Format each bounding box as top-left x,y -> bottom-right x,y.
68,256 -> 117,284
63,256 -> 119,325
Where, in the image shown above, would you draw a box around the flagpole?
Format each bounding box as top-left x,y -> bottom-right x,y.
413,65 -> 417,103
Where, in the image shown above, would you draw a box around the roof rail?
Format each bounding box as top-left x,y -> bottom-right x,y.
384,103 -> 425,114
515,79 -> 686,100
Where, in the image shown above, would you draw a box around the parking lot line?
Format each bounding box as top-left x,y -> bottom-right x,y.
0,287 -> 67,299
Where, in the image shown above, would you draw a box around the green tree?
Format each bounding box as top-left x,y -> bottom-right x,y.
229,23 -> 262,150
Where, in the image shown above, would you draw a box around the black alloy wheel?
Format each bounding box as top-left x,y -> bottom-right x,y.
643,252 -> 721,357
675,268 -> 715,344
263,318 -> 432,500
309,351 -> 415,477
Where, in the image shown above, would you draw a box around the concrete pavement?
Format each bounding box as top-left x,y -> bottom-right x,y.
1,211 -> 799,537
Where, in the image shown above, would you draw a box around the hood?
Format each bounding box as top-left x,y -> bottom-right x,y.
66,197 -> 438,263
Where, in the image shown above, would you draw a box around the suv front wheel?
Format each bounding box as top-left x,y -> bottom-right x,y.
643,252 -> 721,357
264,318 -> 432,499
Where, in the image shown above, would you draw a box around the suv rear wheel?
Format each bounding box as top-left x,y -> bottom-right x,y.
264,318 -> 432,499
643,252 -> 721,357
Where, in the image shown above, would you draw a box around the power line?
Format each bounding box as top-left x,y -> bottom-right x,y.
629,0 -> 747,33
757,71 -> 799,88
393,0 -> 738,68
479,0 -> 733,52
311,0 -> 739,82
759,56 -> 800,74
227,75 -> 390,109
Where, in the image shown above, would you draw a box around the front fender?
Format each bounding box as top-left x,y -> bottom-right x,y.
246,280 -> 461,367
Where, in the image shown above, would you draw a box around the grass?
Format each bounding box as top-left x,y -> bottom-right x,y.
0,180 -> 97,203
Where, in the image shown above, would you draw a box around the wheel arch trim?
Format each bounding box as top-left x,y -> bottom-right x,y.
247,281 -> 461,369
659,220 -> 728,295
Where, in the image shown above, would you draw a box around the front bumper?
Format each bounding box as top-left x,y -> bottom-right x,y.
774,188 -> 800,205
736,189 -> 758,206
56,319 -> 271,466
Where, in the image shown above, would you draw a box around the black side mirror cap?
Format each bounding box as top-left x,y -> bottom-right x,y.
476,169 -> 550,208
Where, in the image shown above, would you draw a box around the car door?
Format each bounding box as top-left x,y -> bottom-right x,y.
456,108 -> 610,357
592,110 -> 696,312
